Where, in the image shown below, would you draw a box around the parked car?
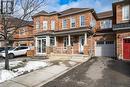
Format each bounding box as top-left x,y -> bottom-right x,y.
0,46 -> 31,58
0,47 -> 12,52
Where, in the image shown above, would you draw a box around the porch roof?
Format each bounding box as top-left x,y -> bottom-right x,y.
54,27 -> 93,36
13,37 -> 34,41
35,27 -> 94,36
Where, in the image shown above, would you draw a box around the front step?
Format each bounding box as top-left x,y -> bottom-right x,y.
48,54 -> 89,60
32,55 -> 49,59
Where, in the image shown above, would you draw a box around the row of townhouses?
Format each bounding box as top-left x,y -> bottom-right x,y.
0,0 -> 129,60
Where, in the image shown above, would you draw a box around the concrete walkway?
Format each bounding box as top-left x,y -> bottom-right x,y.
0,57 -> 90,87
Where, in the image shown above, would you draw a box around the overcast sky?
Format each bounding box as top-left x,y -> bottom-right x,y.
40,0 -> 114,13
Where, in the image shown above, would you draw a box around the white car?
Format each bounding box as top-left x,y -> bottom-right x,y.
0,46 -> 31,58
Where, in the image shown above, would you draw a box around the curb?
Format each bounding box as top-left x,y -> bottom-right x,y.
35,57 -> 91,87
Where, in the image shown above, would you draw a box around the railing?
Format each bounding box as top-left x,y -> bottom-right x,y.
113,23 -> 130,30
53,47 -> 74,54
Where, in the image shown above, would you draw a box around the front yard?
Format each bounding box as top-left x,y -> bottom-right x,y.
0,59 -> 50,83
0,57 -> 82,84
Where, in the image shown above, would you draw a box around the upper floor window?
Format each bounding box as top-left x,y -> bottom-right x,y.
80,16 -> 85,27
51,20 -> 55,30
122,5 -> 130,21
100,20 -> 112,29
62,19 -> 67,29
19,28 -> 25,35
43,21 -> 48,30
36,21 -> 40,30
90,15 -> 96,28
70,17 -> 76,28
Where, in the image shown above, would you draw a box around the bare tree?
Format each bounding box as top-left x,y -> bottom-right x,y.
0,0 -> 46,70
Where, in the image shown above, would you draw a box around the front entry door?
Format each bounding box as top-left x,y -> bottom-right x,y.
79,36 -> 84,54
37,38 -> 46,54
123,39 -> 130,60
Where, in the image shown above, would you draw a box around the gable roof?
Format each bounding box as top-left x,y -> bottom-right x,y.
32,8 -> 94,18
0,17 -> 33,28
32,10 -> 59,18
97,10 -> 113,19
59,8 -> 93,17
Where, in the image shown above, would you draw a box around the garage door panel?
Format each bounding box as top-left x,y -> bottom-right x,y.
95,41 -> 115,57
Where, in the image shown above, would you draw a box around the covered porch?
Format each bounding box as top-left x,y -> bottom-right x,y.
53,28 -> 94,55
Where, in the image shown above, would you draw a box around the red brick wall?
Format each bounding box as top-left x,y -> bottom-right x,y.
116,31 -> 130,59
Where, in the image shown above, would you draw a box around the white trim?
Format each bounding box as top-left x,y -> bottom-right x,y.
70,17 -> 76,28
122,38 -> 124,60
36,37 -> 47,55
68,35 -> 71,46
46,36 -> 50,46
84,33 -> 87,45
79,36 -> 84,53
79,15 -> 85,27
62,19 -> 67,29
54,36 -> 57,46
122,5 -> 130,21
51,20 -> 55,30
43,21 -> 48,30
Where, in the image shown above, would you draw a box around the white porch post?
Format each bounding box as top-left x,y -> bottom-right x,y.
68,35 -> 71,46
54,36 -> 57,46
84,33 -> 87,45
46,36 -> 50,46
35,37 -> 37,54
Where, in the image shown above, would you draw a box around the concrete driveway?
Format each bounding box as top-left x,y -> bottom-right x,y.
43,57 -> 130,87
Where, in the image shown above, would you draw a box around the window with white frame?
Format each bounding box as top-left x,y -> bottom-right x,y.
100,20 -> 112,29
122,5 -> 130,20
43,21 -> 48,30
80,15 -> 85,27
62,19 -> 67,29
70,17 -> 76,28
50,37 -> 55,46
90,15 -> 96,28
63,37 -> 68,49
51,20 -> 55,30
36,21 -> 40,30
19,28 -> 26,35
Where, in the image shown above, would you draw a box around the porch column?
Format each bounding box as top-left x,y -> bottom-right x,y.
54,36 -> 57,46
68,34 -> 71,46
46,36 -> 50,46
84,33 -> 87,45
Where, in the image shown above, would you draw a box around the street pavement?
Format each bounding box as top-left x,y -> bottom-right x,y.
43,57 -> 130,87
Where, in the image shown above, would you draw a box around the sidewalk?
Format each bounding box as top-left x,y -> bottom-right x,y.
0,57 -> 91,87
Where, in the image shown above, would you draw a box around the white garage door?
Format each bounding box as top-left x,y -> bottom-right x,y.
95,41 -> 115,57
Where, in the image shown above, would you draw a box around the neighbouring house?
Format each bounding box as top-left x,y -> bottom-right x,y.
94,11 -> 116,57
32,8 -> 97,56
113,0 -> 130,60
0,17 -> 34,47
13,21 -> 34,47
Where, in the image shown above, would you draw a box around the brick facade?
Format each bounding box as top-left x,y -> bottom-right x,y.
113,1 -> 130,60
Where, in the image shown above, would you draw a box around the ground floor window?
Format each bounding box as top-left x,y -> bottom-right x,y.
50,37 -> 55,46
63,37 -> 68,49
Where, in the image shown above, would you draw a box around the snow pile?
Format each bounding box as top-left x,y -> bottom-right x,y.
14,61 -> 48,76
0,61 -> 49,83
0,70 -> 16,83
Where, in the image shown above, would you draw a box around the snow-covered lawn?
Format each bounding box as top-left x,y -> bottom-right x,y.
0,61 -> 49,83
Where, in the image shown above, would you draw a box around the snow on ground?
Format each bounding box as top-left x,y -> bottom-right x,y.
0,61 -> 49,83
0,61 -> 22,70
